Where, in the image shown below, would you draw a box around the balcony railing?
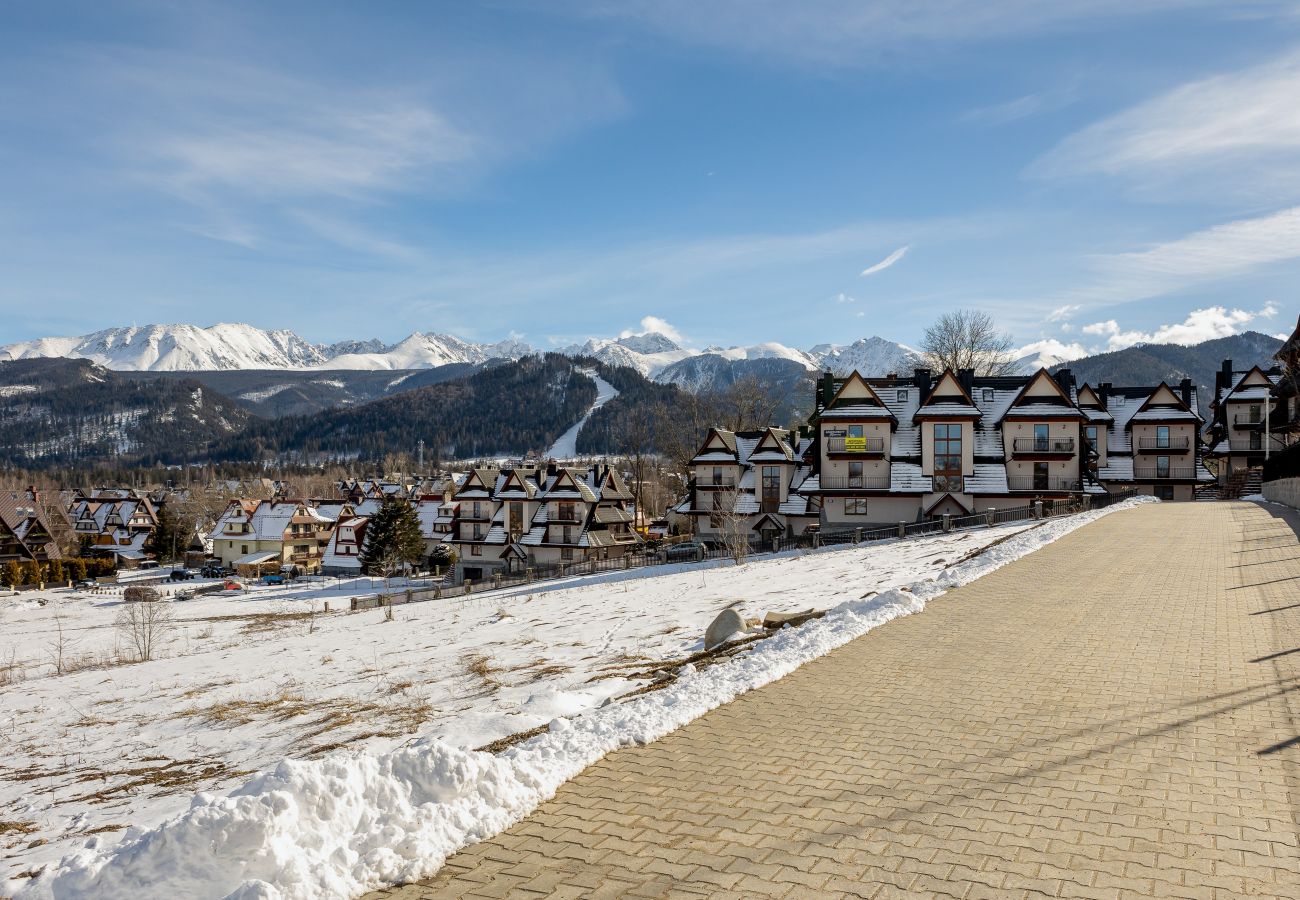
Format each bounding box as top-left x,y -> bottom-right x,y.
1233,413 -> 1265,427
1133,467 -> 1197,480
1135,437 -> 1191,452
548,509 -> 584,523
816,476 -> 891,491
1225,438 -> 1272,452
1007,476 -> 1078,492
826,436 -> 886,454
289,551 -> 318,562
1011,438 -> 1075,454
460,508 -> 492,521
696,477 -> 738,489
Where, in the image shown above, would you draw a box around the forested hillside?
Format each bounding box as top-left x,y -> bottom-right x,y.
0,359 -> 251,468
214,354 -> 597,464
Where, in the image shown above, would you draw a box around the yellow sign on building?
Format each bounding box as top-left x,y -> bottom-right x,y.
845,436 -> 867,452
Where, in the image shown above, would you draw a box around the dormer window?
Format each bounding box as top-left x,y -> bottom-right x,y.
983,389 -> 994,402
898,389 -> 909,401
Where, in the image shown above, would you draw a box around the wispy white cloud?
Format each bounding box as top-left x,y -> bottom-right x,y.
1034,49 -> 1300,195
1045,206 -> 1300,309
833,292 -> 857,303
1046,304 -> 1081,322
560,1 -> 1250,67
860,245 -> 909,276
1100,206 -> 1300,293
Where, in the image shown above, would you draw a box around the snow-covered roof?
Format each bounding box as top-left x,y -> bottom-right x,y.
967,464 -> 1009,494
819,404 -> 895,421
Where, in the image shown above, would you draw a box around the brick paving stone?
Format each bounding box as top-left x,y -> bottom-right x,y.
372,502 -> 1300,898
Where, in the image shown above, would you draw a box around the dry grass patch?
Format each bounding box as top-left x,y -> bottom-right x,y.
0,820 -> 38,837
179,682 -> 315,727
197,610 -> 314,635
462,651 -> 501,692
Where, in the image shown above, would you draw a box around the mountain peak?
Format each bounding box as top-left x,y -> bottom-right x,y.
615,332 -> 680,354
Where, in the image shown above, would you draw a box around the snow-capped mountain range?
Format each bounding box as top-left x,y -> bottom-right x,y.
0,322 -> 1068,383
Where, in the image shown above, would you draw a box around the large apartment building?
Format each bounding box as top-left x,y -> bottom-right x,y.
212,499 -> 336,574
676,366 -> 1215,539
446,463 -> 641,583
1203,360 -> 1288,483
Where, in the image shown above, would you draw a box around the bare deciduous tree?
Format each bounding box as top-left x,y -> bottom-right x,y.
720,376 -> 786,432
115,598 -> 175,662
921,310 -> 1017,376
711,489 -> 752,565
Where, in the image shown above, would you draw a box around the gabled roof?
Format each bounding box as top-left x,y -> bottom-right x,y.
1000,369 -> 1083,422
748,427 -> 796,463
827,371 -> 889,408
1076,384 -> 1103,408
1128,382 -> 1201,426
914,370 -> 980,421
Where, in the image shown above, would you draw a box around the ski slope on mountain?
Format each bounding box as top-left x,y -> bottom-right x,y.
545,369 -> 619,458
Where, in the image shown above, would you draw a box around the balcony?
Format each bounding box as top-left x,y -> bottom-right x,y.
1135,437 -> 1191,453
459,508 -> 493,521
1224,438 -> 1271,452
1011,437 -> 1075,456
1233,413 -> 1266,428
1007,476 -> 1078,492
696,477 -> 737,489
548,508 -> 584,524
826,436 -> 886,455
816,475 -> 891,491
289,551 -> 318,562
1133,467 -> 1197,480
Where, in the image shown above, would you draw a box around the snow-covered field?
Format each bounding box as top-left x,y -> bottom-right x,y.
3,498 -> 1153,899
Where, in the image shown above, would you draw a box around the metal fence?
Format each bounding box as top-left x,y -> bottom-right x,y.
348,488 -> 1139,611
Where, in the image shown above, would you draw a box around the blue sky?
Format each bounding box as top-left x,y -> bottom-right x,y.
2,0 -> 1298,356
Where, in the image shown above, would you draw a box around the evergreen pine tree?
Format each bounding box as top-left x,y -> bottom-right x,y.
2,560 -> 22,587
145,505 -> 185,564
359,497 -> 426,576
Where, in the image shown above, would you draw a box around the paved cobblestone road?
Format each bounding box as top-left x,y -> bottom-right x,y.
369,501 -> 1300,899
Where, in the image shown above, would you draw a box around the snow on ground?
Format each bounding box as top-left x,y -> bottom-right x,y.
544,369 -> 619,459
5,497 -> 1155,899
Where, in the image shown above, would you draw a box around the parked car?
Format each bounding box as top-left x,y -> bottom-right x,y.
138,560 -> 159,570
260,573 -> 285,586
123,585 -> 161,603
73,579 -> 96,590
168,569 -> 196,581
664,540 -> 707,562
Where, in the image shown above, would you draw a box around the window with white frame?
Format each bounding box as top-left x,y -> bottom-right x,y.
845,498 -> 868,515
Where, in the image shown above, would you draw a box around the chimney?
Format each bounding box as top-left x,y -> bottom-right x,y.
819,371 -> 836,410
957,369 -> 975,397
913,368 -> 932,398
1098,382 -> 1111,407
1054,368 -> 1074,395
1178,377 -> 1193,408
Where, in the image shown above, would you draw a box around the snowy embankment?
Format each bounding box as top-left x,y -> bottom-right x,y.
13,496 -> 1156,900
544,369 -> 619,459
